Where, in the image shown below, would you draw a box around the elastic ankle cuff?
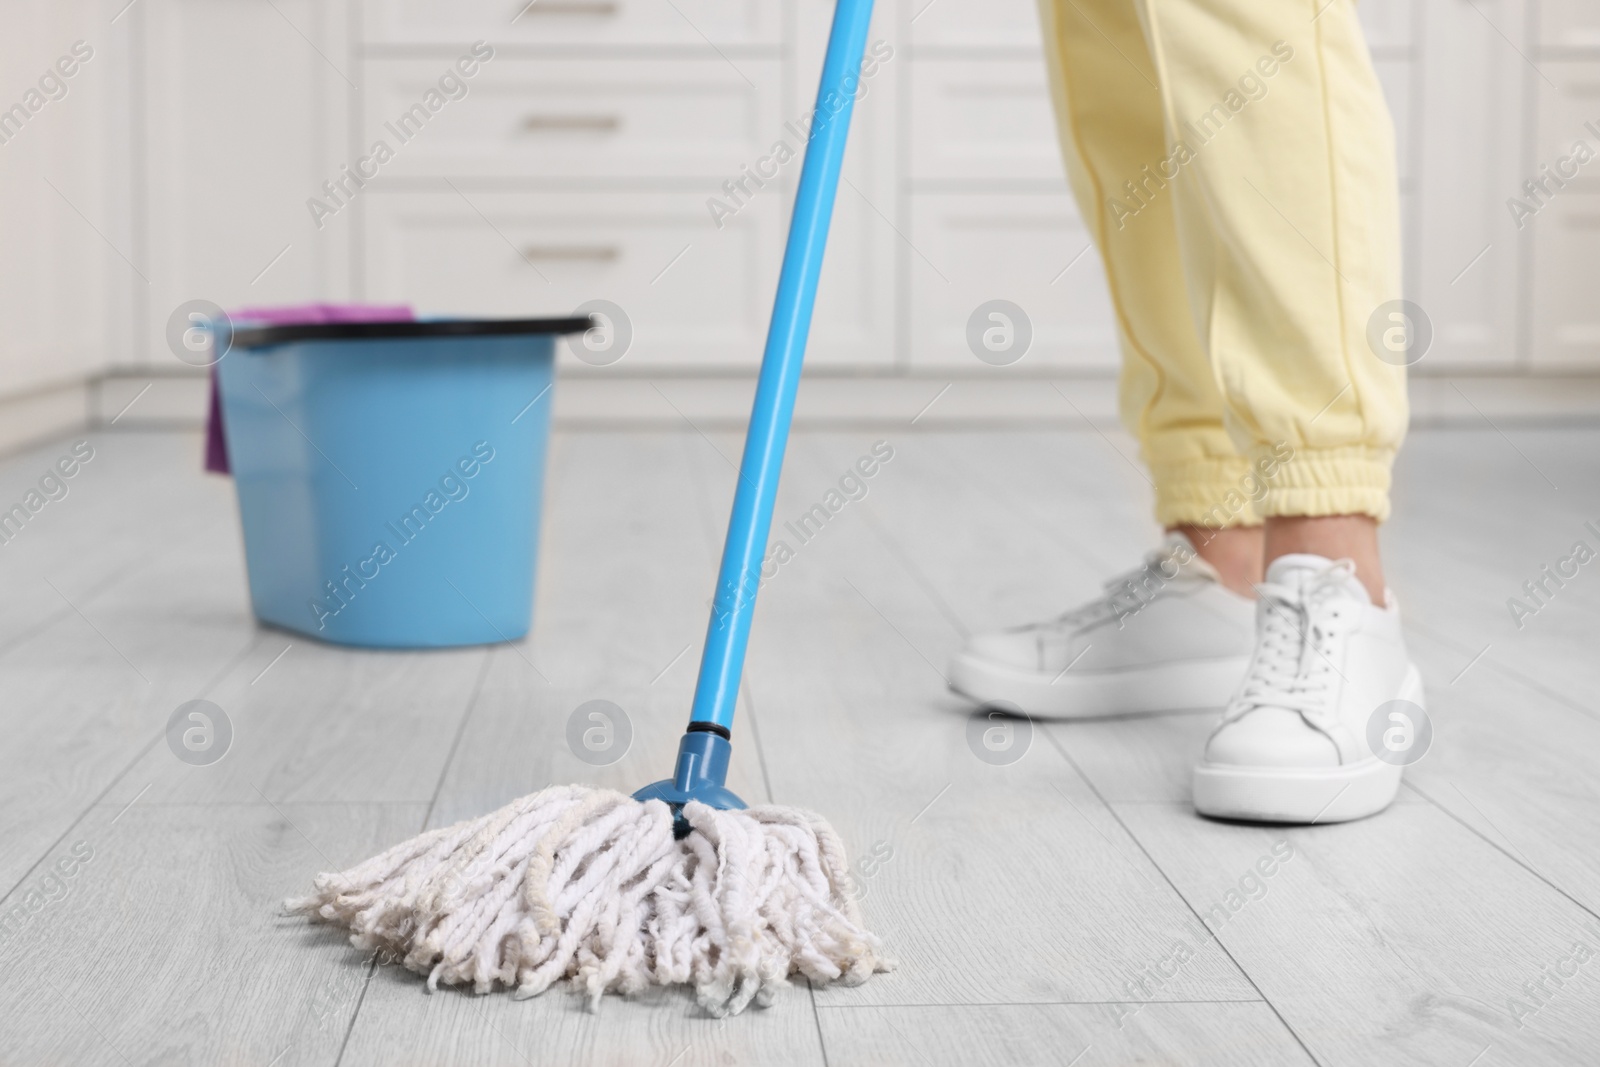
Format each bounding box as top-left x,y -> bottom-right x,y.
1253,445 -> 1394,522
1150,455 -> 1264,529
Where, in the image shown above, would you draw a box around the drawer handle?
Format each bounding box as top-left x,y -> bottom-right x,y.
522,114 -> 621,132
517,0 -> 619,15
521,245 -> 621,261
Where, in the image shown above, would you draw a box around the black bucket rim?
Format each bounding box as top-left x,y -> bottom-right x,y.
231,316 -> 594,350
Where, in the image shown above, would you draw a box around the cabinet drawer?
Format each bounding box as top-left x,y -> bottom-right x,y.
362,0 -> 779,48
909,0 -> 1042,50
806,180 -> 898,368
362,190 -> 789,368
1373,57 -> 1414,185
1539,0 -> 1600,48
908,193 -> 1116,368
360,57 -> 781,179
909,58 -> 1066,182
1358,0 -> 1414,50
1530,193 -> 1600,368
791,0 -> 901,366
1534,60 -> 1600,194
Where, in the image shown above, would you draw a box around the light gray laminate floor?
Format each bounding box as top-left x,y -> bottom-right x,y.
1,423 -> 1598,1066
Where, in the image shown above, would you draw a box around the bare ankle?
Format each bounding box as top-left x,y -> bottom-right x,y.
1263,515 -> 1385,602
1172,524 -> 1263,599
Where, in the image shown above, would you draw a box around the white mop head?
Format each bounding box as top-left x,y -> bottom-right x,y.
284,784 -> 891,1016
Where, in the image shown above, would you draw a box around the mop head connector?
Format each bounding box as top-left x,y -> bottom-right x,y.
284,785 -> 891,1016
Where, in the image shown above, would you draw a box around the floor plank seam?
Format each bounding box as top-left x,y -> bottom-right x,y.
420,646 -> 496,832
807,979 -> 834,1067
1040,726 -> 1328,1067
852,494 -> 970,642
794,434 -> 970,641
1406,617 -> 1600,725
739,676 -> 778,806
0,510 -> 229,667
816,997 -> 1269,1009
0,628 -> 266,911
1403,779 -> 1600,927
86,799 -> 437,809
331,953 -> 382,1067
323,646 -> 498,1064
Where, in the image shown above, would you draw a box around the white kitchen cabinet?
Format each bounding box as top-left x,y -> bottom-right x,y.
362,189 -> 786,368
1529,193 -> 1600,367
1529,59 -> 1600,187
909,57 -> 1065,184
362,0 -> 781,49
1537,0 -> 1600,48
908,0 -> 1041,51
112,0 -> 1600,382
0,1 -> 126,396
908,192 -> 1116,369
136,0 -> 352,362
1372,56 -> 1416,186
792,0 -> 901,367
1527,7 -> 1600,367
1407,0 -> 1527,368
1527,59 -> 1600,368
1360,0 -> 1416,49
359,56 -> 783,181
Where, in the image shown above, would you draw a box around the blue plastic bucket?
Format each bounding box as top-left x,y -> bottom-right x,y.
215,317 -> 589,648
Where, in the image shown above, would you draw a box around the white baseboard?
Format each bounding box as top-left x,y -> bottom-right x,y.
1408,375 -> 1600,424
554,374 -> 1126,428
0,368 -> 1591,456
92,370 -> 211,428
0,378 -> 90,458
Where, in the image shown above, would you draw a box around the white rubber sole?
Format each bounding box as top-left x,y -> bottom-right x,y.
1191,665 -> 1425,824
948,651 -> 1249,719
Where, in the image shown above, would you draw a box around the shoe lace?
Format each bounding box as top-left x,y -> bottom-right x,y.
1049,541 -> 1193,632
1226,560 -> 1357,729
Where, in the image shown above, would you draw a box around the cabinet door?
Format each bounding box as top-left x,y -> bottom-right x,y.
1528,60 -> 1600,368
791,0 -> 902,367
909,57 -> 1064,183
908,0 -> 1041,50
1359,0 -> 1416,49
1372,56 -> 1416,187
1538,0 -> 1600,47
1409,0 -> 1527,369
1529,59 -> 1600,191
139,0 -> 350,361
908,192 -> 1116,370
0,1 -> 125,389
1529,194 -> 1600,367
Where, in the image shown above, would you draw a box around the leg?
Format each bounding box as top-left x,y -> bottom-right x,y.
1036,0 -> 1263,537
1177,514 -> 1387,604
1173,524 -> 1263,597
1264,514 -> 1383,598
1117,0 -> 1414,821
945,0 -> 1263,720
1133,0 -> 1407,600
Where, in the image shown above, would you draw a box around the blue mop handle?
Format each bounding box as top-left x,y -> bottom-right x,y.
689,0 -> 876,733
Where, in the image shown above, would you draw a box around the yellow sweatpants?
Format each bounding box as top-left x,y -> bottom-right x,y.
1038,0 -> 1408,524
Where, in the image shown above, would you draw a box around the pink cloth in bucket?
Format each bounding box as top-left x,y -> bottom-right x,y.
205,303 -> 414,475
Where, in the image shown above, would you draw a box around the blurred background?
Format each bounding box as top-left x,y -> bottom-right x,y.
2,0 -> 1597,446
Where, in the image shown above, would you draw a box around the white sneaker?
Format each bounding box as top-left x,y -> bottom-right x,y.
948,533 -> 1255,718
1192,554 -> 1425,824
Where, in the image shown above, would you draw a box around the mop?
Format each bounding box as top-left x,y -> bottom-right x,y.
285,0 -> 891,1017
